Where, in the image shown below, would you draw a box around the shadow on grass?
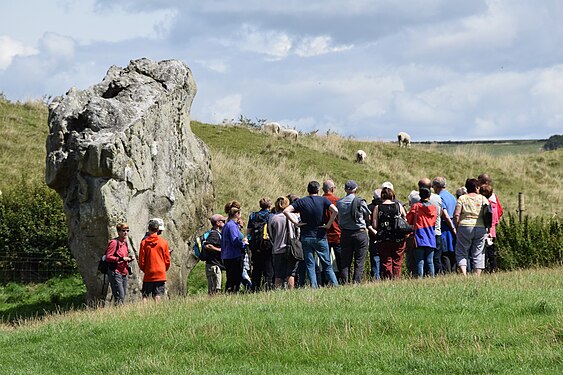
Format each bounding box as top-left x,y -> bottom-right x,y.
0,292 -> 86,324
0,275 -> 87,324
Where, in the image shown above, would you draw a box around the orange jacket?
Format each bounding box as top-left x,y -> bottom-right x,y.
138,233 -> 170,282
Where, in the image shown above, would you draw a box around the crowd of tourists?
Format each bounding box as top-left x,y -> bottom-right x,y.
102,173 -> 503,302
200,173 -> 503,295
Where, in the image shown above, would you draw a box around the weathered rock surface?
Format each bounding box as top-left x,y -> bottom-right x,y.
46,58 -> 214,303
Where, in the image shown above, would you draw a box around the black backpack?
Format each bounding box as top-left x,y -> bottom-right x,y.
376,203 -> 400,241
248,211 -> 272,254
98,239 -> 118,274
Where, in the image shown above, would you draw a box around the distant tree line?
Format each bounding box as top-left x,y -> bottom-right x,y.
543,134 -> 563,151
415,139 -> 546,145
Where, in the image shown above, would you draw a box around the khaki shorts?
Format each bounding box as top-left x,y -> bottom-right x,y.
206,264 -> 222,294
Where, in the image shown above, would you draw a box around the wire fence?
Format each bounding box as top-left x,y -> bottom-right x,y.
0,256 -> 77,283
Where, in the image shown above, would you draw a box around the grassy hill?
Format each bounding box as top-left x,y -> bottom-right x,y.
1,98 -> 561,217
0,267 -> 561,373
0,99 -> 48,190
190,121 -> 562,218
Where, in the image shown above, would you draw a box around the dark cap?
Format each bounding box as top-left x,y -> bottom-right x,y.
344,180 -> 358,191
419,187 -> 431,200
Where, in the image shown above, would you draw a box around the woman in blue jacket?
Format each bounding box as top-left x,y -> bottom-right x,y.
221,200 -> 248,293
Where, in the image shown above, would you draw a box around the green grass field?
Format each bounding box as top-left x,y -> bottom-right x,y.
0,268 -> 561,374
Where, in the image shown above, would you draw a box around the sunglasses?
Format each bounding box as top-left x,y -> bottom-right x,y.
120,229 -> 130,232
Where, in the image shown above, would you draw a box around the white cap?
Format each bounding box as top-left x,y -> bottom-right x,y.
381,181 -> 394,190
408,190 -> 420,205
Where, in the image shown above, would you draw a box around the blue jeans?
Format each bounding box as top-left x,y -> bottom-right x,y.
369,240 -> 381,280
415,246 -> 435,278
108,270 -> 128,304
301,236 -> 338,288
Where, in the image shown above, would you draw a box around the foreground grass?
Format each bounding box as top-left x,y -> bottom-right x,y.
0,268 -> 560,374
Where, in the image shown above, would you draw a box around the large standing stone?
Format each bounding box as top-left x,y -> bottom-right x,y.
46,58 -> 213,304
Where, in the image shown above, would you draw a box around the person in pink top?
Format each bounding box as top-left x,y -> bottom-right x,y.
105,222 -> 134,304
479,183 -> 503,272
478,174 -> 504,272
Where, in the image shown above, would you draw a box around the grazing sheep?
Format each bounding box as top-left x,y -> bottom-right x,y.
262,121 -> 281,134
356,150 -> 367,163
397,132 -> 411,148
281,127 -> 299,140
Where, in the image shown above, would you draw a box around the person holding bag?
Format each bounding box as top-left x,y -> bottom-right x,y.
406,187 -> 437,278
372,187 -> 407,279
268,196 -> 301,289
105,222 -> 134,304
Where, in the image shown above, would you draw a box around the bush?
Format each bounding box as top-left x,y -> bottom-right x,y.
543,134 -> 563,151
496,213 -> 563,270
0,181 -> 75,283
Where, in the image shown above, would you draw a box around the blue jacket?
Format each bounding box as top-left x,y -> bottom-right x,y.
221,219 -> 246,260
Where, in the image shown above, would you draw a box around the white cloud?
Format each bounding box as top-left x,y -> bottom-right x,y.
39,33 -> 75,59
294,36 -> 353,57
204,94 -> 242,124
235,24 -> 292,60
0,36 -> 37,70
195,59 -> 229,74
415,0 -> 517,54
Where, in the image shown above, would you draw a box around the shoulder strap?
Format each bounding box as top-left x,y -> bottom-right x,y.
111,238 -> 119,257
350,196 -> 361,221
285,215 -> 291,244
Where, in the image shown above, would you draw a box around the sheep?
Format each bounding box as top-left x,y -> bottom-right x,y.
397,132 -> 411,148
280,127 -> 299,140
355,150 -> 367,163
262,121 -> 281,134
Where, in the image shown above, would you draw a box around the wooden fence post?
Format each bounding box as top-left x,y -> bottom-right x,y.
518,192 -> 525,223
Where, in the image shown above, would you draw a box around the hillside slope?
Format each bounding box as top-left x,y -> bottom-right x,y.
191,122 -> 562,218
0,99 -> 561,217
0,100 -> 48,190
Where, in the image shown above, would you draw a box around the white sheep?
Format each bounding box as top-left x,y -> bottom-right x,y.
356,150 -> 367,163
397,132 -> 411,148
281,127 -> 299,140
262,122 -> 281,134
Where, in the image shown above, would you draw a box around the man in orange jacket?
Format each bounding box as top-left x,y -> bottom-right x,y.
138,219 -> 171,301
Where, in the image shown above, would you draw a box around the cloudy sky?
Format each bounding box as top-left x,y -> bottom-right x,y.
1,0 -> 562,141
